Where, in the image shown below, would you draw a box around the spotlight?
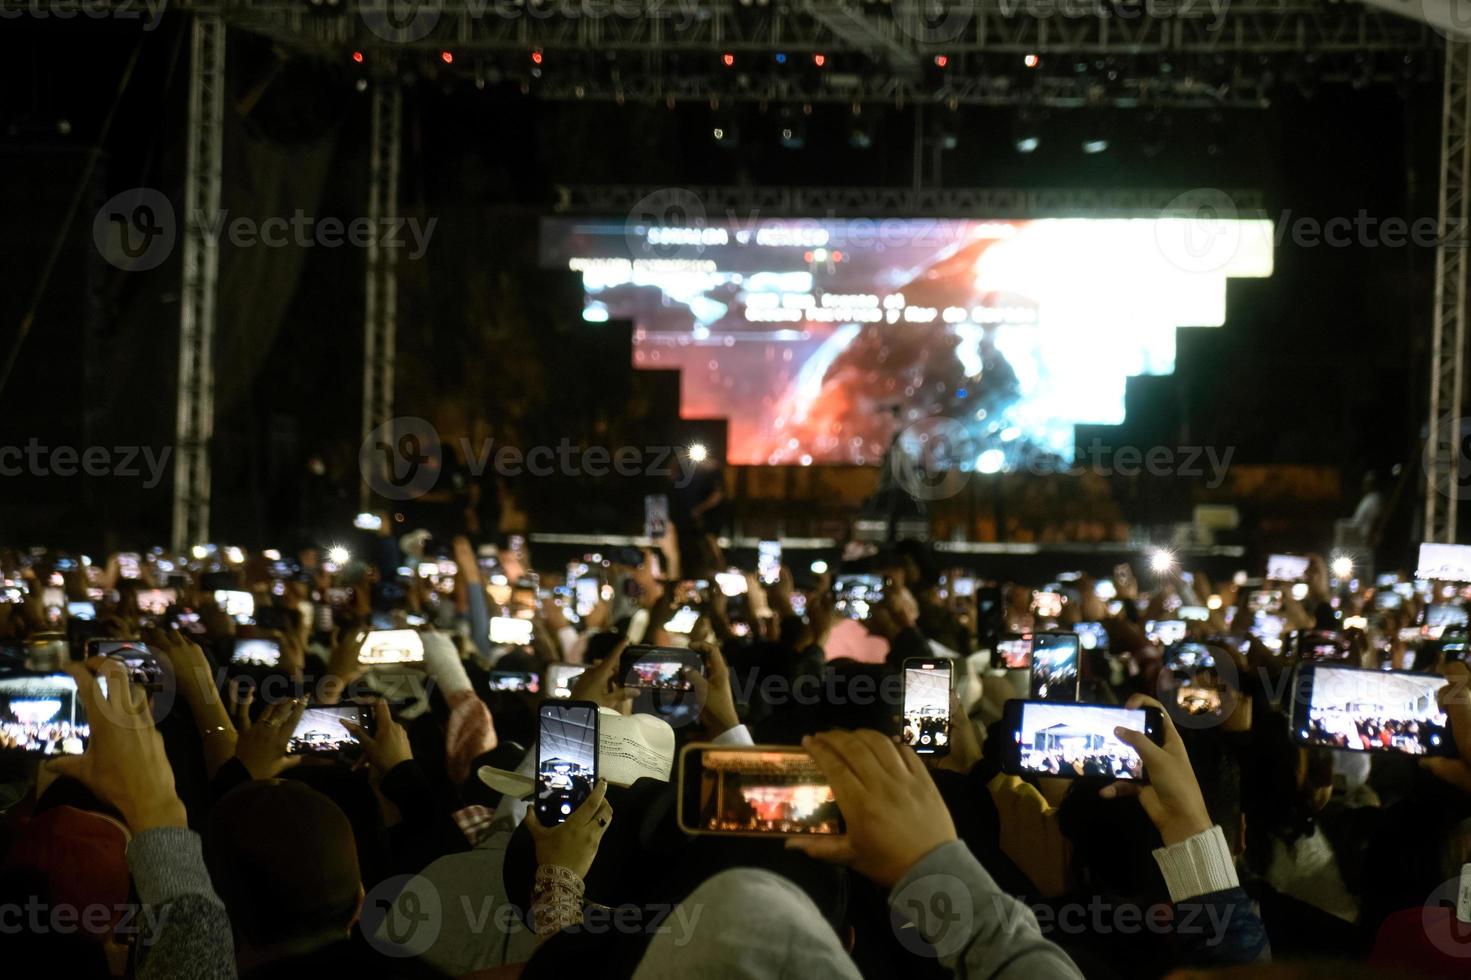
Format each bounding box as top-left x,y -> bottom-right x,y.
1331,555 -> 1354,579
934,55 -> 948,68
327,545 -> 351,565
1207,595 -> 1222,610
1148,548 -> 1175,574
352,50 -> 364,64
440,50 -> 453,65
775,52 -> 787,64
1081,138 -> 1109,154
191,545 -> 209,560
722,52 -> 735,67
1015,136 -> 1039,153
810,560 -> 829,575
224,546 -> 245,564
687,442 -> 709,463
1024,53 -> 1040,68
813,53 -> 826,67
531,49 -> 543,65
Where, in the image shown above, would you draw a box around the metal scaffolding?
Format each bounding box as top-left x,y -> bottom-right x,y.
360,75 -> 404,511
172,14 -> 225,553
1426,40 -> 1471,544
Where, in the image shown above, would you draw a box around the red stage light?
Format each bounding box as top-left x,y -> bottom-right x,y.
352,51 -> 364,64
813,53 -> 826,67
722,53 -> 735,67
934,55 -> 948,68
1024,53 -> 1040,68
532,50 -> 543,65
440,51 -> 454,64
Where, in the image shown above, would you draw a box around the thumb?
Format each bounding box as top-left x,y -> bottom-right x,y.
45,754 -> 87,782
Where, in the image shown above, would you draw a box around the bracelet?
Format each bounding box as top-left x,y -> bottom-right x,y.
530,864 -> 585,936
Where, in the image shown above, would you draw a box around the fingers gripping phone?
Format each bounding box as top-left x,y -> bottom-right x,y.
1001,700 -> 1164,780
536,700 -> 600,827
901,658 -> 951,757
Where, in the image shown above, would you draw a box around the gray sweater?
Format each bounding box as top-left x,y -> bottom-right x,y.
126,826 -> 237,980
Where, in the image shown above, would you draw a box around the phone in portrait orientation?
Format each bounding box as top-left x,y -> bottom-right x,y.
83,638 -> 163,691
0,672 -> 89,756
1029,631 -> 1081,702
1031,590 -> 1064,620
547,663 -> 588,698
901,658 -> 951,757
229,637 -> 282,668
997,632 -> 1033,670
487,670 -> 540,694
489,616 -> 534,646
536,700 -> 600,827
1001,699 -> 1164,781
573,577 -> 602,618
757,540 -> 782,586
677,743 -> 844,838
286,703 -> 372,755
357,629 -> 425,666
1292,664 -> 1454,757
644,494 -> 670,540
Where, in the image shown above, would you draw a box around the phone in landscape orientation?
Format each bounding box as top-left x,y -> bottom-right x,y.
354,512 -> 384,531
1178,605 -> 1210,622
951,576 -> 976,598
1160,642 -> 1226,716
1144,619 -> 1189,647
1247,590 -> 1283,614
214,589 -> 255,624
642,494 -> 670,540
230,637 -> 282,668
1074,622 -> 1109,652
1267,554 -> 1310,582
134,588 -> 176,617
620,644 -> 706,726
487,671 -> 540,694
1417,542 -> 1471,583
663,606 -> 701,635
998,632 -> 1034,670
286,703 -> 372,755
677,743 -> 844,837
1290,630 -> 1353,662
490,616 -> 535,646
1292,664 -> 1453,756
356,629 -> 425,666
67,600 -> 97,621
901,659 -> 952,757
1001,700 -> 1164,780
0,673 -> 89,756
1425,603 -> 1470,634
84,638 -> 163,690
536,700 -> 600,827
1094,579 -> 1117,601
714,570 -> 748,597
833,574 -> 884,621
547,663 -> 588,699
1031,591 -> 1064,619
1029,631 -> 1081,702
1249,611 -> 1289,652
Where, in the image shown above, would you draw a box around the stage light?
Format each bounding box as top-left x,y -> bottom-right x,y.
1081,138 -> 1109,154
810,560 -> 829,575
1024,53 -> 1040,68
328,546 -> 351,565
263,549 -> 281,561
1148,548 -> 1175,574
1015,136 -> 1040,153
224,546 -> 245,564
687,443 -> 709,463
1207,595 -> 1222,610
531,50 -> 543,65
813,53 -> 826,67
440,50 -> 453,64
722,53 -> 735,67
1331,555 -> 1354,579
934,55 -> 948,68
352,50 -> 364,64
775,52 -> 787,64
1291,582 -> 1309,601
191,545 -> 209,560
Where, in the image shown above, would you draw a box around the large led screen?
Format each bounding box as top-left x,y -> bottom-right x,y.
541,213 -> 1273,467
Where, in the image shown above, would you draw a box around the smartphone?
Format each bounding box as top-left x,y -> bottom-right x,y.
117,553 -> 142,580
1426,603 -> 1470,632
1094,579 -> 1117,601
84,639 -> 162,690
547,663 -> 588,698
487,671 -> 540,694
663,606 -> 701,635
574,577 -> 602,618
1161,642 -> 1226,716
1374,591 -> 1403,611
644,494 -> 670,540
1417,542 -> 1471,583
833,574 -> 884,620
677,743 -> 844,837
1249,612 -> 1288,652
1029,631 -> 1081,701
67,600 -> 97,621
536,700 -> 600,826
1291,630 -> 1353,662
0,673 -> 89,756
214,589 -> 255,623
1073,622 -> 1109,652
1144,620 -> 1189,647
757,540 -> 782,586
1247,590 -> 1283,613
901,659 -> 951,757
714,570 -> 748,597
998,632 -> 1033,670
951,576 -> 976,598
1178,605 -> 1210,622
227,637 -> 281,668
1001,700 -> 1164,780
354,512 -> 384,531
357,629 -> 424,666
490,616 -> 534,646
1267,554 -> 1310,582
287,703 -> 371,755
620,644 -> 706,726
1031,591 -> 1064,619
1292,664 -> 1453,756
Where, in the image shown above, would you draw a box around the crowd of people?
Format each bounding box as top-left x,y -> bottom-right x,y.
1,528 -> 1471,978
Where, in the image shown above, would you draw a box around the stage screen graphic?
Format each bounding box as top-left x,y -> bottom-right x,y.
540,214 -> 1273,467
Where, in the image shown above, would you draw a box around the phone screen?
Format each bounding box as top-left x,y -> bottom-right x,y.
834,574 -> 884,620
1008,702 -> 1154,779
757,541 -> 782,586
536,701 -> 599,826
1145,620 -> 1188,647
1417,542 -> 1471,582
1267,554 -> 1310,582
490,617 -> 534,646
67,600 -> 96,621
357,629 -> 425,666
663,606 -> 700,634
287,704 -> 366,755
487,671 -> 540,694
547,663 -> 587,698
1029,632 -> 1080,701
1295,665 -> 1450,755
1032,591 -> 1063,619
680,745 -> 843,836
231,638 -> 282,668
901,660 -> 951,756
574,578 -> 601,617
0,673 -> 88,756
215,590 -> 255,623
998,633 -> 1033,670
1074,622 -> 1109,652
85,639 -> 162,690
1161,642 -> 1225,715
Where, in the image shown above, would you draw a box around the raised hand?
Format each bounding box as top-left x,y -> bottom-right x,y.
233,697 -> 305,779
1099,694 -> 1213,846
344,699 -> 413,775
525,778 -> 613,879
569,639 -> 637,712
